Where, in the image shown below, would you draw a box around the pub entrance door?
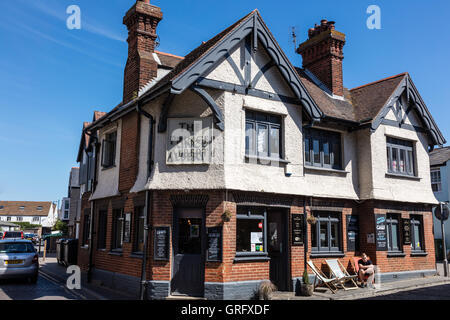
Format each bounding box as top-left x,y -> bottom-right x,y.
171,208 -> 205,297
267,209 -> 289,291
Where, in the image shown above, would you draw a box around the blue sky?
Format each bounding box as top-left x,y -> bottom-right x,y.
0,0 -> 449,203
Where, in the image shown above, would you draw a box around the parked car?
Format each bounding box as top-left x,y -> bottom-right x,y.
0,240 -> 39,283
2,231 -> 24,240
0,232 -> 3,239
24,234 -> 38,244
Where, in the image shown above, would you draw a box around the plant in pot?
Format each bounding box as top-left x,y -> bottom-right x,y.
301,269 -> 314,296
258,280 -> 277,300
306,215 -> 317,225
221,210 -> 232,222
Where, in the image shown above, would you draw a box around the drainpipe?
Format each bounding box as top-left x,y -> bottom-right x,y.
84,131 -> 98,283
136,102 -> 155,300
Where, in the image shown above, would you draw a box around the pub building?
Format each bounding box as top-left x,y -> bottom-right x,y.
76,0 -> 445,300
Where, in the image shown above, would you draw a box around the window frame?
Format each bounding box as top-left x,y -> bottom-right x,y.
133,206 -> 145,254
410,215 -> 425,253
386,136 -> 415,177
431,168 -> 442,192
386,214 -> 402,253
235,207 -> 268,259
111,209 -> 125,252
101,131 -> 117,169
311,212 -> 342,254
97,210 -> 108,250
245,110 -> 283,161
304,128 -> 342,170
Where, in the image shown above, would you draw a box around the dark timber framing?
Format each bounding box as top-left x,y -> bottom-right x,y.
371,74 -> 446,146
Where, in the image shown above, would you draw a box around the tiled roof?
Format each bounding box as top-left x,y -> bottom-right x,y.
430,147 -> 450,167
0,201 -> 53,217
155,51 -> 184,69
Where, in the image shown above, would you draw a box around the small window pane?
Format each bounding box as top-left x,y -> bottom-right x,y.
330,221 -> 339,248
387,147 -> 391,171
313,139 -> 320,164
407,150 -> 413,174
257,124 -> 268,156
269,127 -> 280,158
392,148 -> 398,172
391,224 -> 399,250
323,141 -> 330,165
245,122 -> 255,155
305,137 -> 310,163
413,224 -> 421,250
320,221 -> 328,248
399,149 -> 406,173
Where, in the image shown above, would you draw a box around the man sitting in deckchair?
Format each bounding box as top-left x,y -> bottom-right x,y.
358,253 -> 375,288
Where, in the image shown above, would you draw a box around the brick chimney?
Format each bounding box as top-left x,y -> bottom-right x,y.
297,20 -> 346,97
123,0 -> 162,103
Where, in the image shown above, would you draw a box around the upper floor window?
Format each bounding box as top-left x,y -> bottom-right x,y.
6,217 -> 11,222
304,128 -> 342,170
386,137 -> 415,176
36,206 -> 43,211
32,216 -> 40,222
431,169 -> 442,192
102,131 -> 117,168
245,111 -> 282,160
19,206 -> 25,210
16,217 -> 23,222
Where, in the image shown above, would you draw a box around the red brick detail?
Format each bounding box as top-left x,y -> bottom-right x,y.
118,112 -> 140,193
122,1 -> 162,103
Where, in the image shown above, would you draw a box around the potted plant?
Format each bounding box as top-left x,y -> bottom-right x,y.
258,280 -> 277,300
306,215 -> 317,225
301,269 -> 314,296
221,210 -> 232,222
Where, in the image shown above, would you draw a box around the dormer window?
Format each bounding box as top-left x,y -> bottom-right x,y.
37,206 -> 43,211
102,131 -> 117,168
386,137 -> 415,176
19,206 -> 25,210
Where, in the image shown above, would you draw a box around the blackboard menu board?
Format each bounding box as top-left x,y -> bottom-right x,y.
124,213 -> 131,243
402,218 -> 411,245
375,214 -> 388,251
154,226 -> 170,261
292,214 -> 304,246
206,227 -> 222,262
346,215 -> 359,252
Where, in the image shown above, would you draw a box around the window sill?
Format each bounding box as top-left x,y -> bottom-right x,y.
80,245 -> 89,250
309,252 -> 345,258
387,252 -> 406,258
97,248 -> 107,252
102,165 -> 116,171
108,251 -> 123,257
245,155 -> 290,165
411,251 -> 428,257
130,253 -> 143,259
304,166 -> 348,175
234,255 -> 270,263
385,173 -> 421,181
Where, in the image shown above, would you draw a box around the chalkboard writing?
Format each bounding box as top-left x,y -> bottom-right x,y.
346,215 -> 359,252
206,227 -> 222,262
375,214 -> 388,251
124,213 -> 131,243
154,226 -> 170,261
402,218 -> 411,245
292,214 -> 304,246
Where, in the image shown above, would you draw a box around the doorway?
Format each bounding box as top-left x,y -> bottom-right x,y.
171,208 -> 205,296
267,209 -> 289,291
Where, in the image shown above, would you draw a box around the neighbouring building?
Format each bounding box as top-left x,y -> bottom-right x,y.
60,167 -> 81,238
76,0 -> 446,300
0,201 -> 57,228
0,222 -> 20,232
429,147 -> 450,261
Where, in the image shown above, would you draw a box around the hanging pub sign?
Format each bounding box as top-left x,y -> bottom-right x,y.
402,218 -> 411,245
206,227 -> 222,262
375,214 -> 388,251
123,213 -> 132,243
292,214 -> 304,246
166,117 -> 214,165
154,226 -> 170,261
346,215 -> 359,252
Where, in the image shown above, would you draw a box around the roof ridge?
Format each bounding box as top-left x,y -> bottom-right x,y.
350,72 -> 408,91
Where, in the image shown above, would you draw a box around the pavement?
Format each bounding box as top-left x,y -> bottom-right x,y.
272,270 -> 450,300
38,253 -> 135,300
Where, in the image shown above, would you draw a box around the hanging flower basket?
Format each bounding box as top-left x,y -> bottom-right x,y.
306,215 -> 317,225
222,210 -> 232,222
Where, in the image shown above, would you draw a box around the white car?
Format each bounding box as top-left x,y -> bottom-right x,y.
0,240 -> 39,283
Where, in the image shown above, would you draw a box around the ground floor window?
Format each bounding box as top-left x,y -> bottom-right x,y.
236,207 -> 266,256
97,210 -> 107,250
111,209 -> 124,251
134,207 -> 145,253
82,214 -> 90,246
386,214 -> 401,252
411,215 -> 424,252
311,212 -> 341,253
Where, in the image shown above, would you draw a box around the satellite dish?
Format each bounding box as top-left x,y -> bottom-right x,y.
435,204 -> 450,221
